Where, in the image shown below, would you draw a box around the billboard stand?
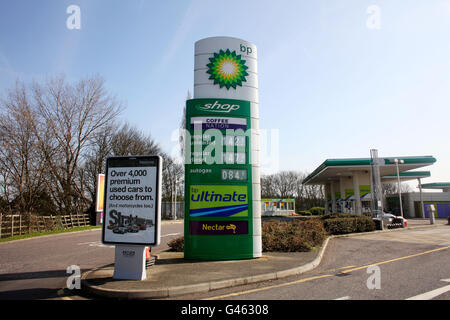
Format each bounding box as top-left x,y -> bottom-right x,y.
113,244 -> 147,280
101,155 -> 162,281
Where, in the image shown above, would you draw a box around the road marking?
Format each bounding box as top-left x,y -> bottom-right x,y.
204,246 -> 450,300
362,234 -> 439,245
356,230 -> 450,245
406,279 -> 450,300
161,232 -> 182,238
339,266 -> 356,270
334,296 -> 351,300
204,274 -> 333,300
77,241 -> 113,248
340,246 -> 450,274
57,288 -> 74,300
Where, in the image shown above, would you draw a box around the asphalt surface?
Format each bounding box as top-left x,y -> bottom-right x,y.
179,224 -> 450,300
0,219 -> 449,301
0,220 -> 183,300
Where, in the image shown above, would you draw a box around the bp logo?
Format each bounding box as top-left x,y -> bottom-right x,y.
206,49 -> 249,90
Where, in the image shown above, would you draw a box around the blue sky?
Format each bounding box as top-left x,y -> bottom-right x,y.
1,0 -> 450,190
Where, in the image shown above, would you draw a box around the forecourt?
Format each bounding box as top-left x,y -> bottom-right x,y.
302,155 -> 437,217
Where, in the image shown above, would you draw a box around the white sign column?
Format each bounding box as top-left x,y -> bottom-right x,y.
194,37 -> 261,257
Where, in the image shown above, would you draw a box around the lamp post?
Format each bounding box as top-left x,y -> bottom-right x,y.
391,159 -> 404,217
172,176 -> 177,220
418,178 -> 425,219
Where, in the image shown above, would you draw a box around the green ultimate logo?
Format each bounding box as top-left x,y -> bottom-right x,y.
207,49 -> 249,90
189,185 -> 248,218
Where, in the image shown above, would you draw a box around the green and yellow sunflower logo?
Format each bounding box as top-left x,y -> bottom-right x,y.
206,49 -> 249,90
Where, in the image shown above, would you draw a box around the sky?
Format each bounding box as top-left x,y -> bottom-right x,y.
1,0 -> 450,191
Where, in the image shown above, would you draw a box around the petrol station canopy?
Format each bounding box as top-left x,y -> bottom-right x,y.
420,182 -> 450,192
302,156 -> 436,185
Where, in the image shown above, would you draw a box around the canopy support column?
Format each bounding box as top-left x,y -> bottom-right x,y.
353,172 -> 362,215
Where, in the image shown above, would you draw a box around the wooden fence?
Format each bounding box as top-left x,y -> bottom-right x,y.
0,213 -> 90,239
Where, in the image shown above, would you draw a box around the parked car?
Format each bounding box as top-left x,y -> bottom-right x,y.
127,225 -> 140,233
372,210 -> 407,229
112,226 -> 128,234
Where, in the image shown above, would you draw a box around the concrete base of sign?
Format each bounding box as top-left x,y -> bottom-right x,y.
113,245 -> 147,281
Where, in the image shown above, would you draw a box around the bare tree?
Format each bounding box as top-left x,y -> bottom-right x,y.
82,121 -> 184,209
1,75 -> 190,219
179,90 -> 191,160
0,82 -> 48,215
261,174 -> 278,198
274,171 -> 299,198
110,122 -> 160,157
161,153 -> 184,201
261,170 -> 325,212
82,123 -> 117,209
27,75 -> 123,216
383,183 -> 412,196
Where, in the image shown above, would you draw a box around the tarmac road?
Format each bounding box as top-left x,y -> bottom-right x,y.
181,225 -> 450,300
2,219 -> 449,301
0,220 -> 184,300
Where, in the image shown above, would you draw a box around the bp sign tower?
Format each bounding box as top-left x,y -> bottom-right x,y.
184,37 -> 261,260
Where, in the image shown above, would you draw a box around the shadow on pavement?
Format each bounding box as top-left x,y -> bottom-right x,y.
0,269 -> 68,281
0,288 -> 61,300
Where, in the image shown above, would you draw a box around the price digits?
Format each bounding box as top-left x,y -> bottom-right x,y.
221,169 -> 247,181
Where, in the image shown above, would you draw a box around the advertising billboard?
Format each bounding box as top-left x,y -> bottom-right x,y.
102,156 -> 162,246
96,174 -> 105,212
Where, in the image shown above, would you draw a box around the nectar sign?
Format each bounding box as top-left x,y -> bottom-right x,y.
185,37 -> 261,260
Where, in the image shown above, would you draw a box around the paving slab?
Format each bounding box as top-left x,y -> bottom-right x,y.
82,250 -> 320,299
81,219 -> 448,300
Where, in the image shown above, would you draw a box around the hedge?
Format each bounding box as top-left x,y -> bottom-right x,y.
167,236 -> 184,252
167,215 -> 376,253
322,216 -> 376,235
261,219 -> 327,252
309,207 -> 325,215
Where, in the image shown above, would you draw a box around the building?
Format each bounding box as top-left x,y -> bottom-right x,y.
386,182 -> 450,218
302,155 -> 439,218
261,198 -> 296,216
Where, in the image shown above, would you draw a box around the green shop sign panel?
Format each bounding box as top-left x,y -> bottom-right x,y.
184,98 -> 254,260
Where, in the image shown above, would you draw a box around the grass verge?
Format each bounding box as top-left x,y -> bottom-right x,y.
0,225 -> 102,243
